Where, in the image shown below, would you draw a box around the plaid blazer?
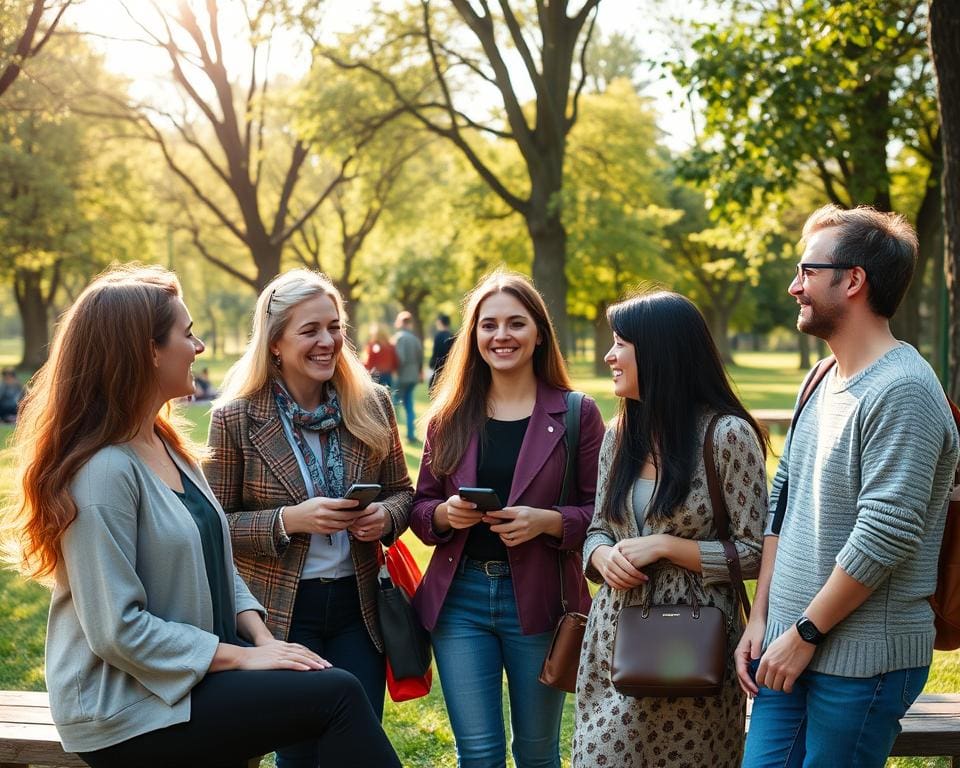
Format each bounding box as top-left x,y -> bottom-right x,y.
204,384 -> 413,649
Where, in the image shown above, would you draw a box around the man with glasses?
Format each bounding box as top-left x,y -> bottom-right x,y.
738,205 -> 959,767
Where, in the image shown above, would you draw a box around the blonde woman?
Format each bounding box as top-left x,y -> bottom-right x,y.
5,265 -> 400,768
206,269 -> 413,768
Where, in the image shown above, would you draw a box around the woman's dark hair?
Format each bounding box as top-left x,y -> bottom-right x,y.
601,290 -> 767,525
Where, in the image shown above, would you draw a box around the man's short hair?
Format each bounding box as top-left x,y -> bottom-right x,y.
802,204 -> 918,318
437,313 -> 451,327
395,310 -> 413,329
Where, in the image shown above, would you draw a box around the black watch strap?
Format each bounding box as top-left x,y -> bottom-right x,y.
795,615 -> 826,645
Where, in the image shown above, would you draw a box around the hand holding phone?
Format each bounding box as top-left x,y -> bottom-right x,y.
344,483 -> 382,511
458,487 -> 503,512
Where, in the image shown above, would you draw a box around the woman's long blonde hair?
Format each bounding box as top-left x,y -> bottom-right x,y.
425,269 -> 572,476
4,264 -> 195,580
216,269 -> 392,461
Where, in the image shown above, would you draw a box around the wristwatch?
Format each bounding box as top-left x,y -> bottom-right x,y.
795,615 -> 826,645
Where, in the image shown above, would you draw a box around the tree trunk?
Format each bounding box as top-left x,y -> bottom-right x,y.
529,216 -> 570,355
930,0 -> 960,400
251,241 -> 283,294
703,303 -> 733,365
592,300 -> 611,376
13,268 -> 51,369
893,160 -> 942,347
798,331 -> 811,370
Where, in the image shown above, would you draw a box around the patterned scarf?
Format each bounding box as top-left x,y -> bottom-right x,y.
273,380 -> 346,503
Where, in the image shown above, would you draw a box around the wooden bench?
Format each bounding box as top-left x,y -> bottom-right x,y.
0,691 -> 258,768
745,692 -> 960,767
752,408 -> 794,431
0,691 -> 84,768
3,689 -> 959,766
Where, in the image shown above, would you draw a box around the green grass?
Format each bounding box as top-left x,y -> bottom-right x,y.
0,350 -> 955,767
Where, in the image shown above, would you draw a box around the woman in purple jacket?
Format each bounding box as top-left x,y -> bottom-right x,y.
410,271 -> 604,768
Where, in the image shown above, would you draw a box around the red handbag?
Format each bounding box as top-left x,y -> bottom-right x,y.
379,538 -> 433,702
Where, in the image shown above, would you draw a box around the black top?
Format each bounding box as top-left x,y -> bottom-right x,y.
174,469 -> 239,644
464,417 -> 530,562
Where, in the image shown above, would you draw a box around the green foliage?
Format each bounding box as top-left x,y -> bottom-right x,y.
671,0 -> 934,213
563,79 -> 680,317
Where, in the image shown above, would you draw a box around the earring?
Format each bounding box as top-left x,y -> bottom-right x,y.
272,352 -> 281,368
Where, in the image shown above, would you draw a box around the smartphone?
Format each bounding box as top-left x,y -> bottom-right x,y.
458,486 -> 503,512
344,483 -> 382,511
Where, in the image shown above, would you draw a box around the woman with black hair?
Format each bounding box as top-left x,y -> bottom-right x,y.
572,290 -> 768,768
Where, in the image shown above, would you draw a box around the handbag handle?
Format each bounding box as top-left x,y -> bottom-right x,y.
557,390 -> 584,613
703,414 -> 751,621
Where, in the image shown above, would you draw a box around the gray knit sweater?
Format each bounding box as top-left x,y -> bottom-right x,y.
764,344 -> 959,677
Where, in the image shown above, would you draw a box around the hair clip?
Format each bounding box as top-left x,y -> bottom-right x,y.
266,288 -> 277,316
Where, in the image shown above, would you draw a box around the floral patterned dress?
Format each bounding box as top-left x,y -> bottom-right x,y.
573,413 -> 767,768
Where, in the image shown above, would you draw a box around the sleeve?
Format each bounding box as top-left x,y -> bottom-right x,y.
233,567 -> 265,616
372,388 -> 414,545
583,428 -> 618,583
62,469 -> 218,705
699,415 -> 768,586
204,406 -> 288,558
552,396 -> 606,551
409,424 -> 455,546
836,381 -> 952,589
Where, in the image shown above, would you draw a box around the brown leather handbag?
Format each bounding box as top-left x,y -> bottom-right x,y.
610,414 -> 751,698
539,603 -> 588,693
538,392 -> 589,693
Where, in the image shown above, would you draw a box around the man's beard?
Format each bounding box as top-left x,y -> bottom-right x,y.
796,298 -> 844,340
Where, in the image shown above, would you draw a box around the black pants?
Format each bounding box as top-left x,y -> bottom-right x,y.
277,577 -> 387,768
77,668 -> 401,768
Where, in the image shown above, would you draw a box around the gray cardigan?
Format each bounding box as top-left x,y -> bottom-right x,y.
46,443 -> 264,752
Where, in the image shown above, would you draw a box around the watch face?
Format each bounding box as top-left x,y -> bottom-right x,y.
797,618 -> 820,643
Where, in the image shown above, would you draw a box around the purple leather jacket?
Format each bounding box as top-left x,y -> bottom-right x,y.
410,382 -> 605,635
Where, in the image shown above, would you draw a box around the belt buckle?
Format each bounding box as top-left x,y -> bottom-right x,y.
482,560 -> 507,577
483,561 -> 498,577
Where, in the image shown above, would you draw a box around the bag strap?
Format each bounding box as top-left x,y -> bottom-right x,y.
557,390 -> 585,612
558,391 -> 584,506
703,413 -> 752,621
768,355 -> 837,535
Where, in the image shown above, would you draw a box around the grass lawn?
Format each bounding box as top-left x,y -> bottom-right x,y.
0,350 -> 954,767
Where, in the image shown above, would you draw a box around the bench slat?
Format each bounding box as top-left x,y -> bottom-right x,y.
0,692 -> 50,707
0,722 -> 86,767
0,704 -> 55,725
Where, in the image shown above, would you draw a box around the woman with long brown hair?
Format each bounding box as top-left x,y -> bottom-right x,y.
206,268 -> 412,768
410,270 -> 605,768
3,265 -> 400,768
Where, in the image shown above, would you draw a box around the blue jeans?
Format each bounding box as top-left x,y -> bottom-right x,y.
432,560 -> 565,768
392,382 -> 416,440
275,577 -> 386,768
742,658 -> 929,768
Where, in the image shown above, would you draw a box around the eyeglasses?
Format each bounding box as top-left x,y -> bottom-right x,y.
795,262 -> 857,282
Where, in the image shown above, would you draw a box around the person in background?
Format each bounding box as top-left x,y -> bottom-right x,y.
362,322 -> 399,390
3,265 -> 400,768
411,270 -> 604,768
392,310 -> 423,444
193,366 -> 214,400
0,367 -> 23,423
429,313 -> 455,393
206,269 -> 412,768
573,290 -> 766,767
